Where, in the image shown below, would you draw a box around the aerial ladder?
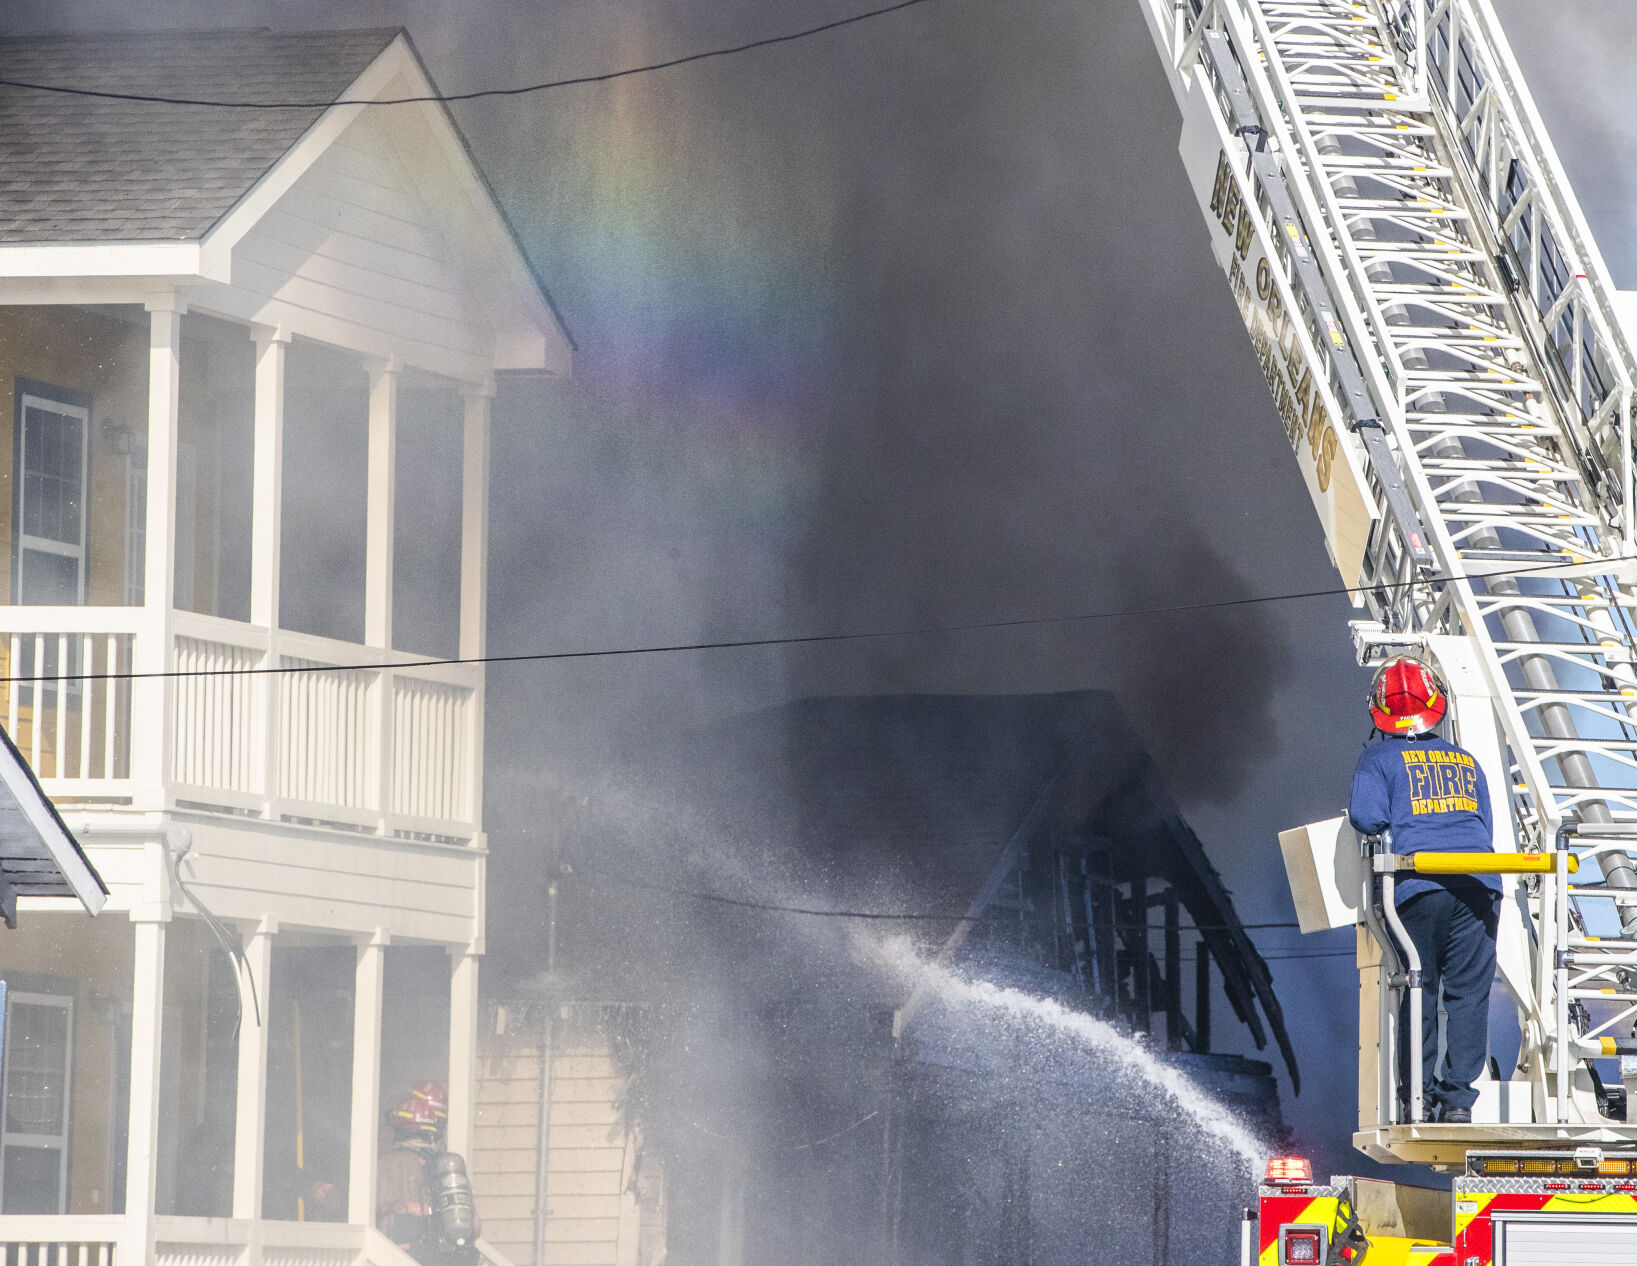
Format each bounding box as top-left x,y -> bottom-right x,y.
1136,0 -> 1637,1261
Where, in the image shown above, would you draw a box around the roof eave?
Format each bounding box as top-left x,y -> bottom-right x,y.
391,33 -> 576,356
0,723 -> 107,921
0,240 -> 221,283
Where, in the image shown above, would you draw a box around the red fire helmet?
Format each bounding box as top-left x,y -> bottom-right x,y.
390,1080 -> 449,1140
1369,655 -> 1448,735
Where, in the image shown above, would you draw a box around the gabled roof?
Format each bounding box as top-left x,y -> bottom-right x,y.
0,27 -> 571,370
0,724 -> 105,925
0,28 -> 400,242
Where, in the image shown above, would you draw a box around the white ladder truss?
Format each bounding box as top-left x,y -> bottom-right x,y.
1139,0 -> 1637,1140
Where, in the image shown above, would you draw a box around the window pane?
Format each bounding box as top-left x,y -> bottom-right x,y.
4,1002 -> 68,1136
20,405 -> 84,548
18,549 -> 80,606
1,1144 -> 61,1214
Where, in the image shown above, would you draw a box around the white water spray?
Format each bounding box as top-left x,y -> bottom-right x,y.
874,938 -> 1271,1172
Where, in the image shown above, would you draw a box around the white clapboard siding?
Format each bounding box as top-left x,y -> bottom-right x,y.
172,816 -> 481,945
473,1005 -> 659,1266
474,1027 -> 546,1266
231,109 -> 493,368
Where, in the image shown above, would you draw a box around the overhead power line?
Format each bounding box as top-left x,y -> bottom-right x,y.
572,858 -> 1307,931
0,552 -> 1624,687
579,860 -> 1351,960
0,0 -> 940,110
578,863 -> 979,921
579,864 -> 1302,927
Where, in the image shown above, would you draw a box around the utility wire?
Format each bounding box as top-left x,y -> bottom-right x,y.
579,866 -> 978,921
687,1108 -> 884,1153
573,862 -> 1358,960
573,859 -> 1304,930
0,552 -> 1619,687
0,0 -> 939,110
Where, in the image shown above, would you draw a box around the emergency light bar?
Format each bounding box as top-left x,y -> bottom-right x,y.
1264,1156 -> 1312,1185
1383,852 -> 1579,876
1471,1152 -> 1637,1176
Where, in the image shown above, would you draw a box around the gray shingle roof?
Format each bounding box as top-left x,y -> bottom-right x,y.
0,28 -> 400,243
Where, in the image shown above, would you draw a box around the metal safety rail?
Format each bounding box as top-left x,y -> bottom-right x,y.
1366,846 -> 1584,1125
1136,0 -> 1637,1138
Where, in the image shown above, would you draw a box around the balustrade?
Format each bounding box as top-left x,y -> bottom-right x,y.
0,1220 -> 513,1266
1,629 -> 132,788
0,607 -> 480,840
0,1217 -> 120,1266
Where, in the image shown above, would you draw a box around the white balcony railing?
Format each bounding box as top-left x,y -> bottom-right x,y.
0,1215 -> 121,1266
0,607 -> 480,841
4,626 -> 133,790
0,1217 -> 515,1266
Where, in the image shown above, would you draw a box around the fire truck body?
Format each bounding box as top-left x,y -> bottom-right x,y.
1254,1168 -> 1452,1266
1257,1155 -> 1637,1265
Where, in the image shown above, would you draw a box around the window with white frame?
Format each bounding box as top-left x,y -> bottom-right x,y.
0,990 -> 74,1214
13,386 -> 89,606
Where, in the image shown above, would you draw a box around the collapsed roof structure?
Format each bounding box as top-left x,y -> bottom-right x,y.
567,688 -> 1296,1085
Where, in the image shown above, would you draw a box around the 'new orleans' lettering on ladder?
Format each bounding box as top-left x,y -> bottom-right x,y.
1176,87 -> 1379,590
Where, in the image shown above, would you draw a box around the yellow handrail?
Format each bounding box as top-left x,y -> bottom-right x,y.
1408,852 -> 1578,876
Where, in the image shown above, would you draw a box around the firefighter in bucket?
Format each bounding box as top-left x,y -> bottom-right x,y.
377,1081 -> 482,1265
1348,655 -> 1499,1125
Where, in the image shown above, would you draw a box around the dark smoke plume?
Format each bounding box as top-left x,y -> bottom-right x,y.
1102,514 -> 1294,804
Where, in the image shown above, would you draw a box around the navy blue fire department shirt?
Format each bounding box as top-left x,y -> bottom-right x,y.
1348,735 -> 1497,904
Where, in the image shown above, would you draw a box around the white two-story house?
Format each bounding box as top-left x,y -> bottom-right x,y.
0,27 -> 569,1264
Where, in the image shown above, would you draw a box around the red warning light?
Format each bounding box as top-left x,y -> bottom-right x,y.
1283,1230 -> 1322,1265
1265,1156 -> 1313,1185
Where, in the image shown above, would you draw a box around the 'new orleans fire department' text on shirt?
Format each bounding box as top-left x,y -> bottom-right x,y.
1348,735 -> 1497,904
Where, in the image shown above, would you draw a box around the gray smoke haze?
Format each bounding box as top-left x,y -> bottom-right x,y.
8,0 -> 1637,1209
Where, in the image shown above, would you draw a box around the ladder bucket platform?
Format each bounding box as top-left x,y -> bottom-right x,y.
1355,1123 -> 1637,1169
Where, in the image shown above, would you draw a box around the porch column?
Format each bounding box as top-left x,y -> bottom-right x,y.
364,360 -> 400,649
126,915 -> 168,1257
459,383 -> 492,837
349,932 -> 388,1226
132,296 -> 184,802
233,918 -> 276,1218
447,948 -> 480,1161
459,382 -> 493,661
251,326 -> 288,812
367,362 -> 399,832
250,327 -> 288,630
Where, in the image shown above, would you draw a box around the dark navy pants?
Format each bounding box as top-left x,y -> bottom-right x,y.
1396,883 -> 1498,1120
